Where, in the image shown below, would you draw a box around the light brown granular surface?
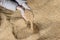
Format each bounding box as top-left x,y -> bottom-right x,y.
0,0 -> 60,40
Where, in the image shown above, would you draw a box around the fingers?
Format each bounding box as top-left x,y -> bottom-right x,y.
17,6 -> 25,15
22,3 -> 31,10
15,0 -> 31,10
17,6 -> 28,21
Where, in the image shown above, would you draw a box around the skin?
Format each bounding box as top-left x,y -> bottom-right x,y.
16,3 -> 31,21
16,4 -> 34,31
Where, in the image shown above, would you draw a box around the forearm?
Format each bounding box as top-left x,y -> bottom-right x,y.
0,0 -> 18,11
15,0 -> 27,5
